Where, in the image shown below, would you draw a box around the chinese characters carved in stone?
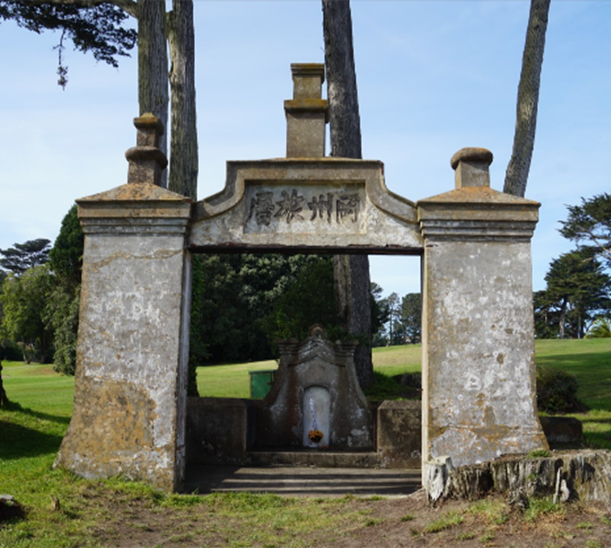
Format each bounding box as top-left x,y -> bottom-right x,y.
247,189 -> 360,227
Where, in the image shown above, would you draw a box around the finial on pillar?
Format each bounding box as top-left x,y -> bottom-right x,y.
450,147 -> 493,189
284,63 -> 329,158
125,113 -> 168,186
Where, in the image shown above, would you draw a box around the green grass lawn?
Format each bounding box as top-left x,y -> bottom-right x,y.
195,344 -> 423,398
196,339 -> 611,448
533,339 -> 611,449
1,339 -> 610,546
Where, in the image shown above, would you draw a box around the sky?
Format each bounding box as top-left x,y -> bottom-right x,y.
0,1 -> 609,298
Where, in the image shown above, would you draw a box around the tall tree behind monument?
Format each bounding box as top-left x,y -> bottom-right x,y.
504,0 -> 551,197
4,1 -> 197,198
322,0 -> 374,389
168,0 -> 198,199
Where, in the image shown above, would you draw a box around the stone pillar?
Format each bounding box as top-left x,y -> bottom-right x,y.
54,115 -> 192,492
284,63 -> 329,158
418,147 -> 547,472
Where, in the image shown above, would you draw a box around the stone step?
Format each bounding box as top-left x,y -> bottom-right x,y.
246,449 -> 381,468
183,465 -> 422,496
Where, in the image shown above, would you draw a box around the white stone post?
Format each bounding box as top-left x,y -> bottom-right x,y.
419,148 -> 548,475
55,115 -> 192,492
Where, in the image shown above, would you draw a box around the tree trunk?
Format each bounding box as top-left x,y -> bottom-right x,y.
558,297 -> 567,339
439,451 -> 611,505
333,255 -> 373,387
137,0 -> 169,188
322,0 -> 374,389
0,362 -> 8,408
168,0 -> 199,396
168,0 -> 198,200
322,0 -> 362,159
503,0 -> 551,197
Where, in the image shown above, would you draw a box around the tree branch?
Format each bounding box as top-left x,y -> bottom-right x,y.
25,0 -> 138,18
583,228 -> 611,260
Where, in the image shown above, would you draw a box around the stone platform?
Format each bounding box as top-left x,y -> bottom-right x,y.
246,449 -> 381,468
183,465 -> 421,497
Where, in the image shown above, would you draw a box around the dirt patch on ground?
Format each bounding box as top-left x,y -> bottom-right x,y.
83,488 -> 611,548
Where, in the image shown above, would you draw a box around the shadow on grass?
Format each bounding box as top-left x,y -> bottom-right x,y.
0,499 -> 26,525
579,417 -> 611,424
583,432 -> 611,451
536,351 -> 610,370
1,400 -> 70,425
0,404 -> 68,459
0,420 -> 64,459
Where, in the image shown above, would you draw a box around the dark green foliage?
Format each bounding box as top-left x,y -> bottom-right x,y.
192,254 -> 251,363
364,371 -> 422,401
188,255 -> 207,396
365,371 -> 403,401
534,289 -> 558,339
239,254 -> 306,358
385,292 -> 402,345
49,204 -> 83,287
401,293 -> 422,344
46,205 -> 84,375
0,238 -> 50,276
0,266 -> 54,363
191,254 -> 400,364
46,286 -> 79,375
535,195 -> 611,339
266,256 -> 339,342
0,206 -> 85,371
370,282 -> 390,347
192,254 -> 337,364
0,340 -> 22,361
371,291 -> 422,347
364,371 -> 406,401
535,248 -> 611,339
536,366 -> 584,414
560,193 -> 611,268
0,2 -> 136,88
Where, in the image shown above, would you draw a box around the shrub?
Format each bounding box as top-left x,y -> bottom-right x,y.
536,366 -> 585,414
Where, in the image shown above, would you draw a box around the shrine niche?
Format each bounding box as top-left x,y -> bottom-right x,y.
255,325 -> 372,451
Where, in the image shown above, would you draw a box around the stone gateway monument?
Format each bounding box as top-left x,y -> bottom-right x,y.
55,64 -> 547,493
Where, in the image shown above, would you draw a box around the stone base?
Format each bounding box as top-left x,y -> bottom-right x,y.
377,400 -> 422,468
186,397 -> 251,465
247,449 -> 380,468
540,416 -> 583,447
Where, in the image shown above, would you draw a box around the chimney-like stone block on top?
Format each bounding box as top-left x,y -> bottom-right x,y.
284,63 -> 329,158
451,147 -> 493,189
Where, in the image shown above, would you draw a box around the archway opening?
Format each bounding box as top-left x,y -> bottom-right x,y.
184,249 -> 424,495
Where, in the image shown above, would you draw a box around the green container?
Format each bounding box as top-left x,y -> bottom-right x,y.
249,369 -> 277,399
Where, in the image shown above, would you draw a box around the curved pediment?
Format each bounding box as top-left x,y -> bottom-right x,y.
190,157 -> 423,254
